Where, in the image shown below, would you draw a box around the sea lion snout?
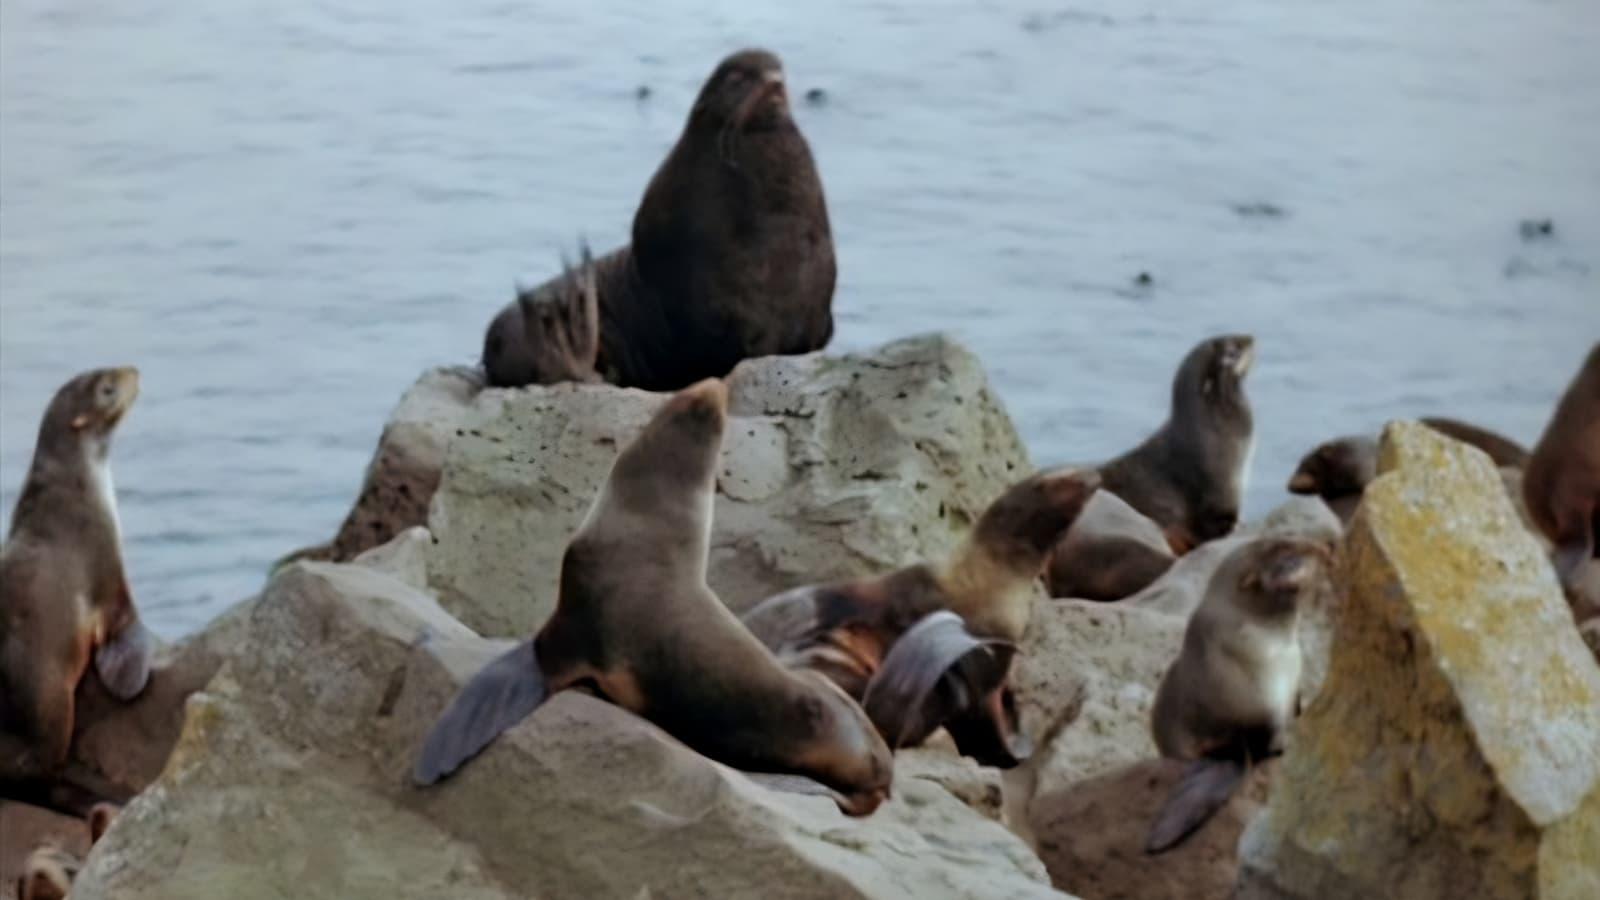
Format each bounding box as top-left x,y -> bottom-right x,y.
1219,334 -> 1255,377
1286,468 -> 1318,494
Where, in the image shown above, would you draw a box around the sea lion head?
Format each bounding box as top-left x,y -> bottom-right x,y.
971,467 -> 1103,574
1216,538 -> 1327,621
484,244 -> 602,386
693,48 -> 790,132
791,670 -> 894,816
38,366 -> 139,458
1287,435 -> 1376,500
605,378 -> 728,522
1173,333 -> 1254,423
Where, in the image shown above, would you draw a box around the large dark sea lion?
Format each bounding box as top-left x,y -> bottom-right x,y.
741,469 -> 1101,766
413,379 -> 892,815
1524,342 -> 1600,594
483,48 -> 835,391
1,368 -> 154,815
1145,538 -> 1325,853
1099,334 -> 1256,554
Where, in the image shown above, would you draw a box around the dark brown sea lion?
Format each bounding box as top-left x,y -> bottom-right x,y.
1,368 -> 153,815
413,379 -> 892,815
1099,334 -> 1256,555
482,245 -> 604,388
1288,417 -> 1531,523
482,48 -> 835,391
1524,343 -> 1600,594
741,468 -> 1102,766
1145,538 -> 1325,853
1044,490 -> 1176,601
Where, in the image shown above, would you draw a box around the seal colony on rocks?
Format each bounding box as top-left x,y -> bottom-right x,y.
741,468 -> 1101,766
1523,342 -> 1600,595
1,368 -> 154,816
482,48 -> 836,392
413,378 -> 894,816
1095,333 -> 1256,555
1145,538 -> 1326,854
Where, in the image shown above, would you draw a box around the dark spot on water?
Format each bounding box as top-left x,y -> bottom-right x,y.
1232,202 -> 1287,219
804,87 -> 827,106
1518,218 -> 1554,241
1134,271 -> 1154,287
635,85 -> 652,101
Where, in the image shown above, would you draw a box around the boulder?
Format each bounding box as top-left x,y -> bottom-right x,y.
278,366 -> 483,566
427,334 -> 1032,636
1237,421 -> 1600,900
73,557 -> 1072,900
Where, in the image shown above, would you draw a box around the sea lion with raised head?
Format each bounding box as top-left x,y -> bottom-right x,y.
1145,538 -> 1326,853
413,379 -> 892,815
482,244 -> 604,388
1523,342 -> 1600,595
1044,490 -> 1176,601
482,48 -> 835,391
1099,334 -> 1256,555
2,368 -> 153,814
1288,417 -> 1530,523
742,468 -> 1101,766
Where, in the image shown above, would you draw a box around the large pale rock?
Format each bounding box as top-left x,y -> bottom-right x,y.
74,558 -> 1071,900
1238,421 -> 1600,900
428,334 -> 1032,636
281,366 -> 483,565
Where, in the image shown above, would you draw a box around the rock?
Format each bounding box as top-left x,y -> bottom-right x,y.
895,743 -> 1005,822
74,558 -> 1072,899
278,366 -> 483,566
352,525 -> 434,593
1244,495 -> 1342,547
1237,421 -> 1600,900
427,334 -> 1032,636
1032,758 -> 1274,900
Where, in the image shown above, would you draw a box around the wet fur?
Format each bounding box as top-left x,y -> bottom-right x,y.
482,244 -> 604,388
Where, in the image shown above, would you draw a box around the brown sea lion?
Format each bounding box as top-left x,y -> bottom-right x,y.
1288,417 -> 1530,523
1044,490 -> 1176,601
482,48 -> 835,391
1099,334 -> 1256,555
11,801 -> 117,899
741,468 -> 1102,765
1,368 -> 153,815
1145,538 -> 1325,853
413,379 -> 892,815
482,244 -> 604,388
1524,342 -> 1600,594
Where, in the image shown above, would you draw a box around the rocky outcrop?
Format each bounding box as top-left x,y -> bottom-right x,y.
1237,421 -> 1600,900
427,334 -> 1032,636
278,366 -> 483,565
71,550 -> 1071,900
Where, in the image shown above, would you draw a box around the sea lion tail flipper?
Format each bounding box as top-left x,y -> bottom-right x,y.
860,611 -> 1010,749
1145,758 -> 1248,854
94,618 -> 154,701
412,640 -> 546,786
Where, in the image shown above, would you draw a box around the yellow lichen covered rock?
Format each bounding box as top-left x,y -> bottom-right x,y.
1237,420 -> 1600,900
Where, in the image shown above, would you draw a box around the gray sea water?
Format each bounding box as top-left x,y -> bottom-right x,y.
2,0 -> 1597,639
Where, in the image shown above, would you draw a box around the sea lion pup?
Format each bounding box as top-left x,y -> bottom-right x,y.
482,48 -> 836,390
1044,491 -> 1176,601
742,468 -> 1102,765
1288,417 -> 1530,522
413,379 -> 892,815
1099,334 -> 1255,555
1524,342 -> 1600,593
481,244 -> 604,388
1145,538 -> 1326,854
1,368 -> 153,812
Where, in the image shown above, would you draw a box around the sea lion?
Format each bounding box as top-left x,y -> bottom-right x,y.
1145,538 -> 1326,853
413,379 -> 892,815
482,245 -> 603,388
1,368 -> 153,813
1044,490 -> 1176,601
1289,417 -> 1531,523
1523,342 -> 1600,594
11,801 -> 117,899
742,468 -> 1102,765
1098,334 -> 1256,555
482,48 -> 835,391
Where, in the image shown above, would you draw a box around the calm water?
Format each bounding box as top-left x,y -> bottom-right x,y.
2,1 -> 1597,638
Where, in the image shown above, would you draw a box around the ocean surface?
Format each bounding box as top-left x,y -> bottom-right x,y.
2,0 -> 1596,639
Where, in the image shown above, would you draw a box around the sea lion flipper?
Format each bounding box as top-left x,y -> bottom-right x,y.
412,640 -> 547,786
93,618 -> 153,702
1145,758 -> 1248,854
860,611 -> 1009,749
